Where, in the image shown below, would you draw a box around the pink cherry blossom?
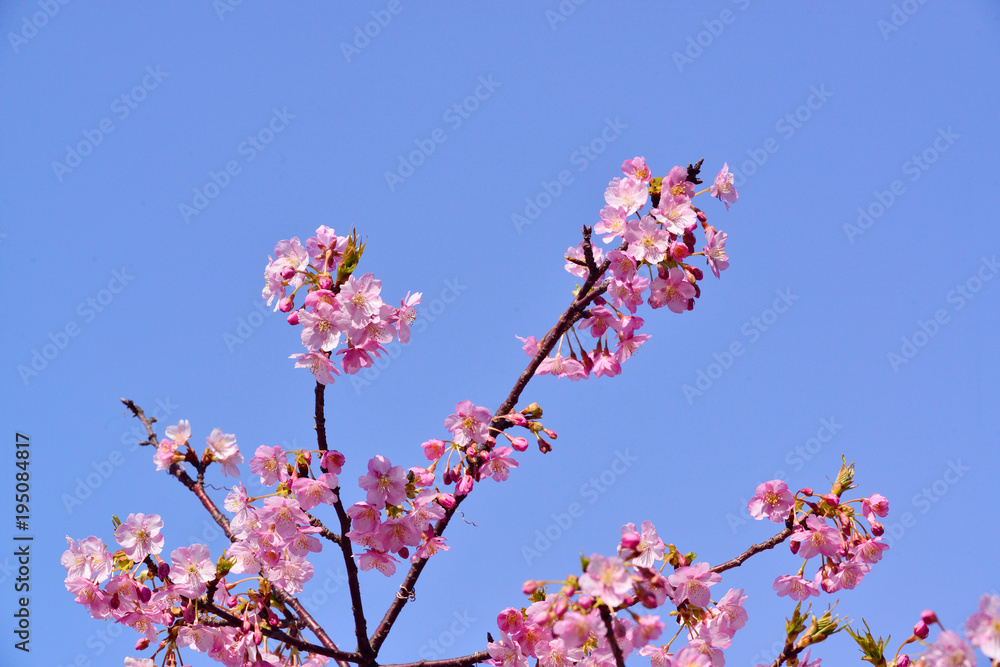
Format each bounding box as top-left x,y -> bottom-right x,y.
624,217 -> 670,264
486,631 -> 529,667
668,562 -> 722,607
620,521 -> 666,568
395,291 -> 422,344
169,544 -> 216,597
622,157 -> 652,183
248,445 -> 288,486
114,513 -> 165,563
356,549 -> 399,576
664,165 -> 695,200
965,594 -> 1000,659
652,197 -> 698,235
595,205 -> 629,242
290,350 -> 341,384
358,455 -> 407,509
747,480 -> 794,523
481,446 -> 519,482
338,273 -> 383,326
772,574 -> 820,601
604,176 -> 648,215
608,275 -> 649,314
291,476 -> 338,510
862,493 -> 889,522
258,496 -> 310,537
565,241 -> 604,278
61,535 -> 113,583
789,516 -> 842,559
923,630 -> 975,667
703,228 -> 729,279
305,225 -> 348,272
648,267 -> 695,314
579,553 -> 632,608
444,400 -> 492,447
537,352 -> 587,380
205,428 -> 243,477
299,301 -> 350,352
710,163 -> 738,210
854,537 -> 889,563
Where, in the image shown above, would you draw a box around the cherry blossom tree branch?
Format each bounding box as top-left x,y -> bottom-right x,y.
371,230 -> 617,653
121,398 -> 347,664
710,526 -> 795,574
312,381 -> 376,661
598,603 -> 627,667
379,651 -> 491,667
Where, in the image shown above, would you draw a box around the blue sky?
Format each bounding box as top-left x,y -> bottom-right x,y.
2,2 -> 999,666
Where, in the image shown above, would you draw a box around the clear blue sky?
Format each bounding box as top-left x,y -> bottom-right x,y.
2,2 -> 998,666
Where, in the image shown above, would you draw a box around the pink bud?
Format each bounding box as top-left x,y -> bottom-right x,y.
897,655 -> 911,667
267,610 -> 279,625
913,621 -> 929,639
620,532 -> 641,551
456,474 -> 474,496
436,493 -> 456,509
135,638 -> 150,651
227,595 -> 239,608
318,275 -> 333,290
278,297 -> 294,313
622,594 -> 635,606
577,595 -> 594,610
871,521 -> 884,536
921,609 -> 938,625
253,626 -> 263,645
279,266 -> 296,280
138,585 -> 152,603
510,437 -> 529,452
183,601 -> 195,623
821,494 -> 839,507
522,580 -> 539,595
553,597 -> 568,617
543,428 -> 557,439
560,584 -> 576,597
669,242 -> 691,261
398,546 -> 409,559
799,487 -> 813,496
286,310 -> 300,325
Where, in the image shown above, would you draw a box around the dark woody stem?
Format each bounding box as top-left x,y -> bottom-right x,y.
370,227 -> 616,655
598,604 -> 627,667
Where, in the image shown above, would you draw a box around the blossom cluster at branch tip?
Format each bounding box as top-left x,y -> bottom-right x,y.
529,157 -> 737,381
263,225 -> 420,384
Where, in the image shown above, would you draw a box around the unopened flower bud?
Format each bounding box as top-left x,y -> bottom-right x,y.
278,297 -> 294,313
821,494 -> 839,507
183,601 -> 195,623
543,428 -> 557,439
318,275 -> 333,290
267,610 -> 279,625
227,595 -> 239,608
286,310 -> 300,325
442,468 -> 452,485
621,531 -> 642,551
135,638 -> 150,651
897,655 -> 911,667
577,595 -> 594,610
280,266 -> 296,280
669,242 -> 690,261
522,403 -> 543,418
560,583 -> 577,597
522,580 -> 539,595
622,594 -> 635,606
921,609 -> 938,625
510,437 -> 529,452
553,597 -> 569,617
253,626 -> 263,645
436,492 -> 456,508
139,585 -> 152,603
912,621 -> 929,639
158,562 -> 171,580
799,487 -> 813,496
398,546 -> 409,559
871,521 -> 884,536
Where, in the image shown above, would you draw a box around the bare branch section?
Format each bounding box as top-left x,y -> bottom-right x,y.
710,526 -> 795,574
598,604 -> 627,667
381,651 -> 491,667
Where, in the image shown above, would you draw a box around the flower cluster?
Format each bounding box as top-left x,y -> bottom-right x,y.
262,225 -> 420,384
526,157 -> 736,381
486,519 -> 753,667
746,472 -> 890,600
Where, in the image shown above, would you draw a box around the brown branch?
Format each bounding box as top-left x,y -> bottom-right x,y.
381,650 -> 491,667
710,527 -> 795,574
371,233 -> 618,654
598,603 -> 626,667
315,381 -> 329,451
121,399 -> 347,664
304,509 -> 342,545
